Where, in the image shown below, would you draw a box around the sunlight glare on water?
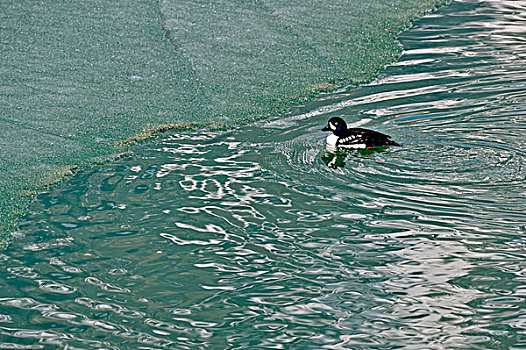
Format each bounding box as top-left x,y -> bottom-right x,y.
1,1 -> 526,349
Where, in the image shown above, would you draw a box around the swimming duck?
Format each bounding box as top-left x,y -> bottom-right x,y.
322,117 -> 401,149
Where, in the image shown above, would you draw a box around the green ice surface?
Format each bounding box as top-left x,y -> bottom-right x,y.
0,0 -> 446,245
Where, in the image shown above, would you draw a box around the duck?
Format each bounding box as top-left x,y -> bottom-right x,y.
322,117 -> 401,149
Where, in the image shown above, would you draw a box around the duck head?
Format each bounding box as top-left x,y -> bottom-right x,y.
322,117 -> 347,136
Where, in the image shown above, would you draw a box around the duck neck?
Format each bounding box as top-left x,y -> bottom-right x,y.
333,128 -> 347,137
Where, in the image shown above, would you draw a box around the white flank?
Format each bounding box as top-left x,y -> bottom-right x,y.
339,143 -> 366,149
326,133 -> 366,149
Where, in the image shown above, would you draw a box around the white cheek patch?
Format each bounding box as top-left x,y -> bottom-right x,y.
329,122 -> 336,130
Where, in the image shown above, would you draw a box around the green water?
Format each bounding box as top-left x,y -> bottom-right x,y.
2,0 -> 526,348
0,0 -> 444,241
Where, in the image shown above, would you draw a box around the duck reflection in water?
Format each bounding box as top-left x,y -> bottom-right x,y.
321,147 -> 390,169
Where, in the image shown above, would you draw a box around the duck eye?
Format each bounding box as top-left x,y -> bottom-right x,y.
334,122 -> 338,125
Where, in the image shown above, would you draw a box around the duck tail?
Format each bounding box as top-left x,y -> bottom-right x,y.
387,139 -> 402,147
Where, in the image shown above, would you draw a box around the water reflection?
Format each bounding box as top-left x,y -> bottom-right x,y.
2,0 -> 526,348
321,148 -> 390,169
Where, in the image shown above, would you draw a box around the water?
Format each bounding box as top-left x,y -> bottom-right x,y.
0,0 -> 442,237
2,1 -> 526,348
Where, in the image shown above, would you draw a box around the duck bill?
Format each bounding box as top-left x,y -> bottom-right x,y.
322,126 -> 330,131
